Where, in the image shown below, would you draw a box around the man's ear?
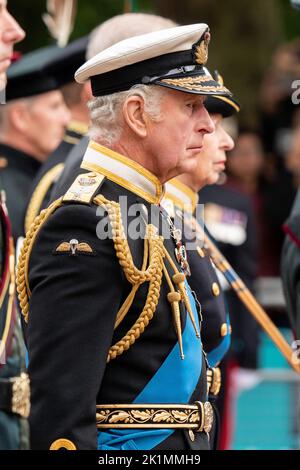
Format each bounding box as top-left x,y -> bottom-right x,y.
122,95 -> 148,138
82,81 -> 92,104
8,101 -> 29,133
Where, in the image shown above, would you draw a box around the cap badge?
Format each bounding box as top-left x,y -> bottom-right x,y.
194,31 -> 210,65
78,174 -> 97,186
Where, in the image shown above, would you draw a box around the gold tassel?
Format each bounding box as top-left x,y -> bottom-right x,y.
167,291 -> 184,360
43,0 -> 78,47
172,273 -> 200,338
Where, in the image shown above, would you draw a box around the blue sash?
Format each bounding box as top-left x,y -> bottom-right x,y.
98,283 -> 203,450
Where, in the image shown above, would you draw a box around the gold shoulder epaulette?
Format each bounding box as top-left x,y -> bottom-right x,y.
63,172 -> 105,204
17,197 -> 64,323
17,173 -> 105,324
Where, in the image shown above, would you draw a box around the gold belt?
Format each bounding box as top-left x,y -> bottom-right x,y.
207,367 -> 221,396
96,402 -> 213,434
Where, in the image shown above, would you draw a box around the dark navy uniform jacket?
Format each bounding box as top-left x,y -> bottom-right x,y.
200,183 -> 258,369
163,180 -> 231,367
0,144 -> 40,243
23,142 -> 210,450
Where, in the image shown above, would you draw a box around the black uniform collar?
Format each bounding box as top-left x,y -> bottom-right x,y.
0,143 -> 41,176
80,140 -> 164,205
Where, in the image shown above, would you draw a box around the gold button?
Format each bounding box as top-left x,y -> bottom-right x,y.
49,438 -> 77,450
212,282 -> 220,296
188,430 -> 195,442
197,247 -> 205,258
220,323 -> 228,337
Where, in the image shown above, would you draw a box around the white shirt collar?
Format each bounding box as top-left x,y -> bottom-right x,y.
164,178 -> 198,214
81,140 -> 164,204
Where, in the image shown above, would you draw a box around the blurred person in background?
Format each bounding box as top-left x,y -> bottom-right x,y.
226,129 -> 280,277
0,46 -> 70,243
0,0 -> 24,92
200,130 -> 259,369
0,0 -> 29,450
24,36 -> 91,232
260,40 -> 300,161
259,40 -> 300,253
284,126 -> 300,189
199,126 -> 260,449
281,126 -> 300,340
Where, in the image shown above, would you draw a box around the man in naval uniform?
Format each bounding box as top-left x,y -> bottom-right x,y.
0,0 -> 30,450
162,77 -> 238,447
26,14 -> 179,232
17,24 -> 232,450
24,36 -> 90,232
0,46 -> 70,243
50,12 -> 178,202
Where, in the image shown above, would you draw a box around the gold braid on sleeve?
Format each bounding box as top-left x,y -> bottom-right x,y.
93,195 -> 165,363
18,192 -> 194,366
16,193 -> 166,363
16,198 -> 64,323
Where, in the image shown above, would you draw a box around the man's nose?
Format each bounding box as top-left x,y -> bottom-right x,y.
222,128 -> 235,151
197,105 -> 215,134
3,12 -> 25,45
61,107 -> 71,127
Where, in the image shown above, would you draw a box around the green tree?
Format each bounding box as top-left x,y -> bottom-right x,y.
153,0 -> 283,126
10,0 -> 300,125
9,0 -> 153,52
280,0 -> 300,40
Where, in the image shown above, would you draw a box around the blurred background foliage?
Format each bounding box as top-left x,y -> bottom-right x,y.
8,0 -> 300,126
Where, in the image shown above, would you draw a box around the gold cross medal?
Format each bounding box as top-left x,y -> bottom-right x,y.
175,240 -> 191,277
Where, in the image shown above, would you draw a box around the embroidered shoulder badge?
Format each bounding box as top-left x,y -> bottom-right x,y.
53,239 -> 95,256
63,172 -> 105,204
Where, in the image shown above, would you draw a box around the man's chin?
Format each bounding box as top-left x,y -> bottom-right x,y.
175,162 -> 198,180
184,154 -> 199,170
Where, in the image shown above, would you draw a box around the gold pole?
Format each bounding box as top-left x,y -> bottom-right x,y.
193,216 -> 300,375
124,0 -> 132,13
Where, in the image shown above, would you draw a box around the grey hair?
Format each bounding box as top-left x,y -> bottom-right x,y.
88,84 -> 167,146
87,13 -> 177,60
86,14 -> 178,145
